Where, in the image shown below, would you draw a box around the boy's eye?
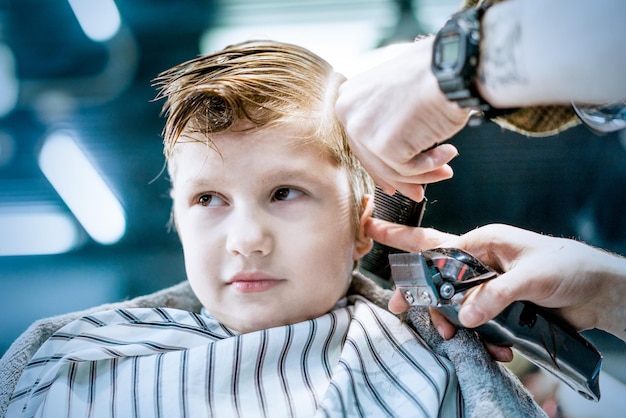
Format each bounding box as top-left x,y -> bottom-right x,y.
273,187 -> 303,201
198,193 -> 226,207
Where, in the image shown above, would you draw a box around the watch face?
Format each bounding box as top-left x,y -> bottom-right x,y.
437,33 -> 461,69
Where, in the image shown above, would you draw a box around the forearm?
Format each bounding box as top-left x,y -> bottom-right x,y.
477,0 -> 626,107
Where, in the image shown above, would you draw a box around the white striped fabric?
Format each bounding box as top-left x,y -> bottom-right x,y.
8,296 -> 463,417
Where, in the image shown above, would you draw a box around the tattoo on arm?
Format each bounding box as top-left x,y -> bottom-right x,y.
479,15 -> 528,91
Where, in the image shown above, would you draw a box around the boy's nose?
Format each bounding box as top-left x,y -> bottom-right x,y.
225,209 -> 273,257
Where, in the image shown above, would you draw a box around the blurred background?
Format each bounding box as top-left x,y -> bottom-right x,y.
1,0 -> 625,407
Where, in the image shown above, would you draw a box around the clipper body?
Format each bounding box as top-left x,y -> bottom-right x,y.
390,249 -> 603,402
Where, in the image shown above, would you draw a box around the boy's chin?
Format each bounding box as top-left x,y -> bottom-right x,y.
223,312 -> 317,334
227,318 -> 289,334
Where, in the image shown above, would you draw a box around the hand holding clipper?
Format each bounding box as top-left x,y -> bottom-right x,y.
390,248 -> 603,402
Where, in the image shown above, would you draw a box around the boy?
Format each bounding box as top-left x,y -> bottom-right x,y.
3,40 -> 542,417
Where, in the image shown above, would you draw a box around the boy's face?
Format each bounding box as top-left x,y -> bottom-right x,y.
170,122 -> 371,333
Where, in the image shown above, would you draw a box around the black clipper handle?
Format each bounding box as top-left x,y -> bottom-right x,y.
437,301 -> 603,401
359,187 -> 426,285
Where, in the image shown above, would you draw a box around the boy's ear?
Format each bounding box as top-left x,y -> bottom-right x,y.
353,194 -> 374,260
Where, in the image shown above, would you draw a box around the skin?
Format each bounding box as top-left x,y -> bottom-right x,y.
478,0 -> 626,107
335,37 -> 466,202
169,122 -> 372,334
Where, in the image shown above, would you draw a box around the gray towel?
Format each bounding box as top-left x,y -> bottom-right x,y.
0,275 -> 545,418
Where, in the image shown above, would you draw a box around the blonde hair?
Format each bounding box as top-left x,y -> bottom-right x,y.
153,40 -> 373,226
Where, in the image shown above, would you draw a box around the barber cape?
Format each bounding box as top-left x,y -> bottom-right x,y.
8,296 -> 460,418
1,274 -> 546,418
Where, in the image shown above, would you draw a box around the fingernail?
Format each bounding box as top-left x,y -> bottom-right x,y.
501,349 -> 514,363
436,324 -> 451,340
459,305 -> 485,328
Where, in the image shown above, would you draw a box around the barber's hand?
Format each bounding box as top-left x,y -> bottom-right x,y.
367,219 -> 626,345
335,37 -> 469,202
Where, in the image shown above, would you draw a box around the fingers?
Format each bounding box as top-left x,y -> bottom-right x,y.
394,165 -> 454,197
369,177 -> 398,198
458,273 -> 522,328
393,183 -> 424,202
398,143 -> 459,178
371,142 -> 458,180
429,306 -> 513,362
388,288 -> 411,314
346,128 -> 458,200
429,308 -> 457,340
363,144 -> 458,198
391,162 -> 455,201
484,343 -> 514,363
365,218 -> 456,252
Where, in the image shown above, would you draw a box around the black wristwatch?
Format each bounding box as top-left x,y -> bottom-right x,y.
432,4 -> 514,120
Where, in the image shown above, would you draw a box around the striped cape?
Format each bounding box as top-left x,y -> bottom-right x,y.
7,295 -> 461,417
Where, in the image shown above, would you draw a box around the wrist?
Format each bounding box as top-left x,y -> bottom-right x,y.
412,37 -> 470,124
593,251 -> 626,341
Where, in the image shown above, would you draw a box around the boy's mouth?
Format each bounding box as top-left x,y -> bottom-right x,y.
228,272 -> 283,293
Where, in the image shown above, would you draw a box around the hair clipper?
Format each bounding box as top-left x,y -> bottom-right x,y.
359,187 -> 603,401
389,249 -> 603,401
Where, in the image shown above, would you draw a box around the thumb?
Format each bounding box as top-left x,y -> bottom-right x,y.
388,288 -> 411,314
457,269 -> 527,328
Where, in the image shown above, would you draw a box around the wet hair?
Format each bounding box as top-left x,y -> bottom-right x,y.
153,40 -> 373,228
